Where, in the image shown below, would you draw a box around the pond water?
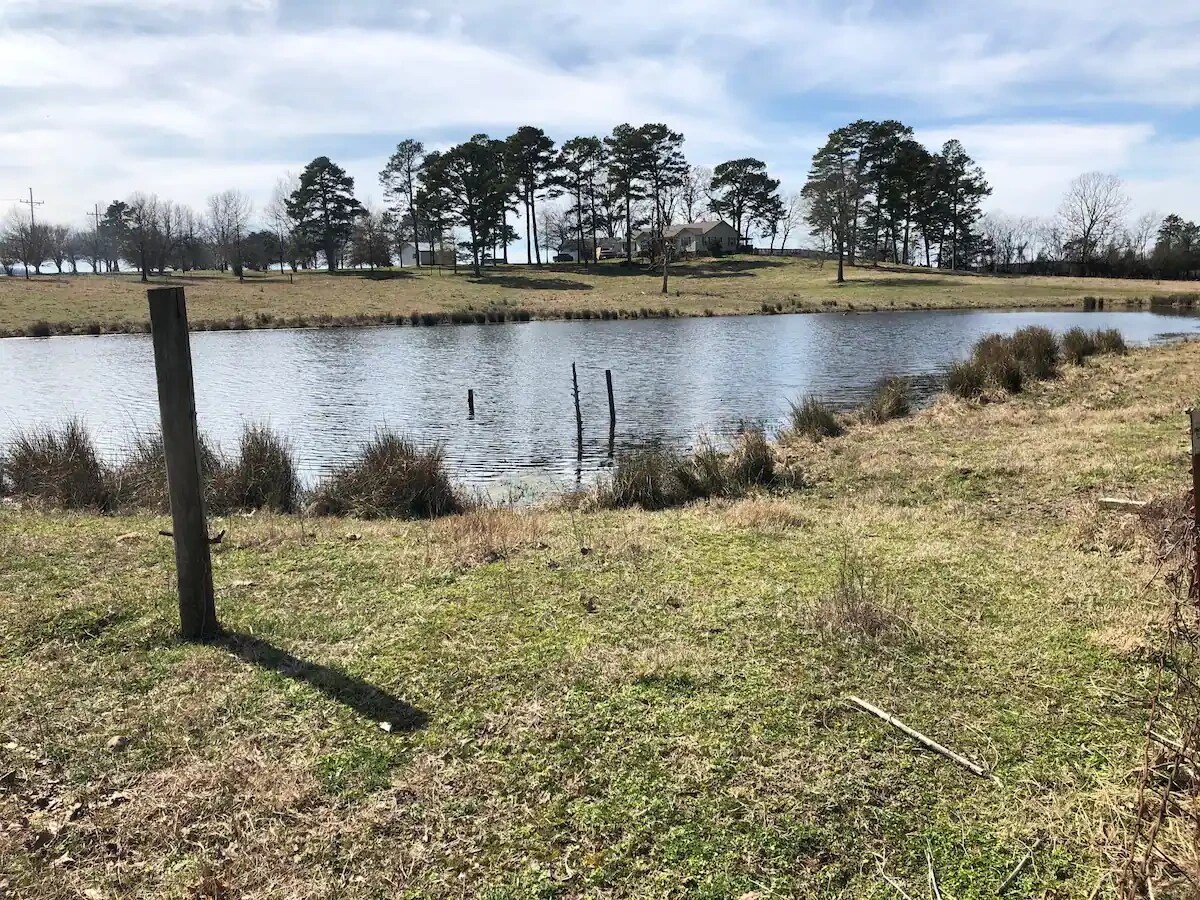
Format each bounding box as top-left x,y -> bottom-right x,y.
1,308 -> 1197,493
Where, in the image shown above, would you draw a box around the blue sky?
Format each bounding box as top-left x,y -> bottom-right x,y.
1,0 -> 1197,242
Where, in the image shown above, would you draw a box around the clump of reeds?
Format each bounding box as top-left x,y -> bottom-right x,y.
786,396 -> 844,441
600,428 -> 783,510
0,420 -> 113,510
309,431 -> 463,519
1009,325 -> 1060,380
861,376 -> 911,424
109,424 -> 299,514
971,334 -> 1025,393
1061,327 -> 1097,365
223,424 -> 301,513
946,359 -> 988,399
1093,327 -> 1127,356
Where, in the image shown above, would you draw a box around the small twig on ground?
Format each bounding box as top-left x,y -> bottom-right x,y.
1085,871 -> 1107,900
847,695 -> 1000,783
926,843 -> 942,900
879,871 -> 916,900
997,839 -> 1041,894
874,853 -> 916,900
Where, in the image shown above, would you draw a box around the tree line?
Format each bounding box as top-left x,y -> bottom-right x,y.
2,120 -> 1195,282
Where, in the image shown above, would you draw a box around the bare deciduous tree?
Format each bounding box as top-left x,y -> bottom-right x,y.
207,189 -> 253,279
1057,172 -> 1130,274
1130,210 -> 1160,263
680,165 -> 711,223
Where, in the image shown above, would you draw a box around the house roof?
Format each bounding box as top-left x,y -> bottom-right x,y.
556,237 -> 624,251
635,220 -> 733,239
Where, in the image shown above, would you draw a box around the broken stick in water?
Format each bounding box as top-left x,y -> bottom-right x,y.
847,695 -> 1000,783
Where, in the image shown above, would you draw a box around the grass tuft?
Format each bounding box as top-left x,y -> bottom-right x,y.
787,396 -> 845,441
310,431 -> 463,519
1009,325 -> 1060,380
223,424 -> 302,514
1061,327 -> 1097,365
862,376 -> 911,424
109,430 -> 227,512
946,359 -> 988,399
0,420 -> 112,510
1093,327 -> 1127,356
811,546 -> 916,645
602,428 -> 783,510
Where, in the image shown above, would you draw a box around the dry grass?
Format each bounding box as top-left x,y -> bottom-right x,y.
429,506 -> 549,568
3,341 -> 1199,897
2,257 -> 1196,336
721,496 -> 809,531
808,545 -> 917,645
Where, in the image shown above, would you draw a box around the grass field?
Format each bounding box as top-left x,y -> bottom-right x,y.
2,257 -> 1198,337
1,340 -> 1192,897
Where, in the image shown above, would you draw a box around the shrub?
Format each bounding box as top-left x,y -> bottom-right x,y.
1,420 -> 112,510
971,334 -> 1024,393
602,447 -> 696,511
946,359 -> 987,399
726,427 -> 776,489
224,424 -> 301,513
1009,325 -> 1060,379
110,429 -> 227,513
602,430 -> 783,511
786,396 -> 844,441
862,376 -> 911,424
309,431 -> 462,519
1062,326 -> 1097,365
1093,327 -> 1127,355
26,320 -> 52,338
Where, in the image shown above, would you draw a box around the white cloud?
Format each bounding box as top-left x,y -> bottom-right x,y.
0,0 -> 1197,236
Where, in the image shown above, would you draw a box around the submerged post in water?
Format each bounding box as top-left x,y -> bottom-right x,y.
572,362 -> 583,459
468,388 -> 475,419
147,286 -> 217,641
606,368 -> 616,458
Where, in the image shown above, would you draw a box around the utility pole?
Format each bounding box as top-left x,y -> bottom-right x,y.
86,203 -> 102,274
19,188 -> 43,280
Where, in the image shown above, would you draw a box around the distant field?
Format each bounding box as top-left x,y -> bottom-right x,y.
1,256 -> 1197,336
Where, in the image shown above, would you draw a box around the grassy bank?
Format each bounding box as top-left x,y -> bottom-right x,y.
1,342 -> 1193,897
3,257 -> 1198,337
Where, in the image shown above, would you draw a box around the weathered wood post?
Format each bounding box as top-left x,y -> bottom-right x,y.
571,363 -> 583,459
148,286 -> 217,641
468,389 -> 475,419
1190,408 -> 1200,588
605,368 -> 616,458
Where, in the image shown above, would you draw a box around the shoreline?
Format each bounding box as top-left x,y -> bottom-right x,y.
0,293 -> 1183,340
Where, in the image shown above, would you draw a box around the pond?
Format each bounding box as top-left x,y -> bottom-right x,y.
1,308 -> 1197,493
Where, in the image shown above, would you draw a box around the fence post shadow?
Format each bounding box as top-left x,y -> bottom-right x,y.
219,631 -> 429,732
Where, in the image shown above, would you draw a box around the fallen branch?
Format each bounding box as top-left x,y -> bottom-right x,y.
997,839 -> 1041,894
847,695 -> 999,783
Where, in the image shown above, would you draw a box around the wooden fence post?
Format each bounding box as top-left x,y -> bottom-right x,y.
148,286 -> 217,641
605,368 -> 616,458
572,363 -> 583,459
1190,408 -> 1200,588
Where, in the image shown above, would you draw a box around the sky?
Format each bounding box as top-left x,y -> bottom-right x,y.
1,0 -> 1198,248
